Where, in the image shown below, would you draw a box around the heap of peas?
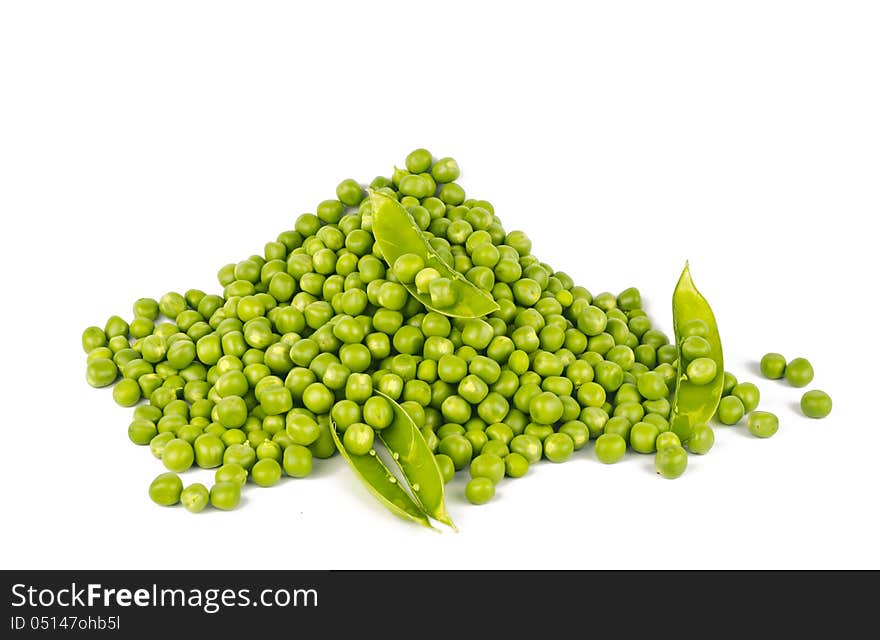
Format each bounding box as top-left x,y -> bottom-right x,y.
81,148 -> 831,518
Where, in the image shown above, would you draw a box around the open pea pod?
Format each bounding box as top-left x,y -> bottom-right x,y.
670,262 -> 724,441
330,420 -> 435,530
375,391 -> 456,530
370,191 -> 499,318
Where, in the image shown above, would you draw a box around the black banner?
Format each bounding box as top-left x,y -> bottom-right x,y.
0,570 -> 871,635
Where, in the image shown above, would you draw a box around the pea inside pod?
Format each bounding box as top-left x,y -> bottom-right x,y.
670,263 -> 724,441
370,191 -> 499,318
330,419 -> 435,530
374,391 -> 455,530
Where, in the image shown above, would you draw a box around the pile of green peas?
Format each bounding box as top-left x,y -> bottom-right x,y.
81,148 -> 829,514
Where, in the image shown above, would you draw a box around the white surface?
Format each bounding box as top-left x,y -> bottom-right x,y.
1,1 -> 878,570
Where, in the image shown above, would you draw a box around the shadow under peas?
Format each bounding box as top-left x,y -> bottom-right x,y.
744,360 -> 764,377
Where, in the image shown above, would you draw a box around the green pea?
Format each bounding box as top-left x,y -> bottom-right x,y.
747,411 -> 779,438
283,444 -> 313,478
149,472 -> 183,506
636,371 -> 668,401
112,378 -> 141,406
193,434 -> 225,468
800,390 -> 832,419
784,357 -> 814,387
465,477 -> 495,505
687,423 -> 715,454
210,481 -> 241,510
654,445 -> 688,479
149,432 -> 175,459
223,443 -> 257,471
215,463 -> 248,486
128,419 -> 158,445
655,432 -> 681,450
731,382 -> 760,413
580,407 -> 609,439
469,453 -> 505,483
680,336 -> 711,361
594,433 -> 626,464
437,434 -> 473,470
686,357 -> 717,385
529,391 -> 564,425
286,413 -> 321,446
336,178 -> 364,206
86,358 -> 117,388
162,438 -> 194,472
760,353 -> 787,379
722,371 -> 738,396
251,458 -> 282,487
433,453 -> 455,484
504,452 -> 530,478
133,297 -> 160,320
508,434 -> 541,464
180,483 -> 210,513
302,382 -> 335,414
713,396 -> 742,426
542,432 -> 574,462
343,423 -> 375,456
431,157 -> 460,183
630,421 -> 660,454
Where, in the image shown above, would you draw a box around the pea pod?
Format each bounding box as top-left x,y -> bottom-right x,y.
370,191 -> 500,318
375,391 -> 456,530
330,420 -> 435,530
670,262 -> 724,442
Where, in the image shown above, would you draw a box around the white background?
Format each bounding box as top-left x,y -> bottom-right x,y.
1,1 -> 878,570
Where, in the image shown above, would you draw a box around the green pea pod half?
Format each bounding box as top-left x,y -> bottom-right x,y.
375,391 -> 456,530
330,420 -> 436,530
670,262 -> 724,442
370,191 -> 499,318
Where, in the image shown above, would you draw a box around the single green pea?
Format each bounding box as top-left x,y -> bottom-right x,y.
392,253 -> 426,284
654,445 -> 688,479
681,335 -> 712,361
223,442 -> 257,471
286,413 -> 321,446
428,277 -> 458,308
558,421 -> 590,450
470,453 -> 505,483
149,432 -> 175,459
687,423 -> 715,454
655,431 -> 681,450
595,433 -> 626,464
721,371 -> 738,396
716,395 -> 745,425
336,178 -> 364,206
504,452 -> 529,478
465,477 -> 495,505
180,483 -> 210,513
282,444 -> 313,478
210,481 -> 242,510
636,371 -> 668,401
784,357 -> 814,387
112,378 -> 142,406
760,353 -> 787,379
149,472 -> 183,506
86,358 -> 118,388
438,434 -> 473,470
193,434 -> 225,468
800,390 -> 832,419
529,391 -> 564,425
543,432 -> 575,462
162,438 -> 194,473
251,458 -> 282,487
731,382 -> 760,413
630,422 -> 660,454
747,411 -> 779,438
128,419 -> 158,445
509,434 -> 542,464
686,357 -> 717,385
434,453 -> 456,484
343,423 -> 375,456
431,157 -> 460,183
215,463 -> 248,486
